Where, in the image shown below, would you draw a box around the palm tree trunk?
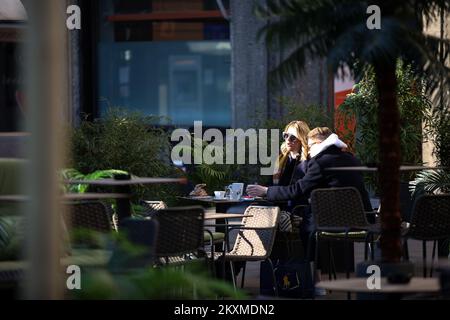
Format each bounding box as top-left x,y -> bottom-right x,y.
374,63 -> 402,263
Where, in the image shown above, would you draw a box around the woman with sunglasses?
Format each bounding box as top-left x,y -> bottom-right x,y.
273,120 -> 310,187
271,121 -> 310,238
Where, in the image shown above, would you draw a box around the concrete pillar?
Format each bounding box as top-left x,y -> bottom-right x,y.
230,0 -> 268,129
230,0 -> 331,129
268,52 -> 331,122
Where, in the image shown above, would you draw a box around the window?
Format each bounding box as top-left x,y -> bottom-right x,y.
97,0 -> 231,127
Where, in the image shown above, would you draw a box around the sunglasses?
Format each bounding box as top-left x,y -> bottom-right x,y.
282,132 -> 298,142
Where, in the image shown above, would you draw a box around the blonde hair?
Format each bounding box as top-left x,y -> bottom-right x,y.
307,127 -> 333,142
273,121 -> 310,183
280,120 -> 310,161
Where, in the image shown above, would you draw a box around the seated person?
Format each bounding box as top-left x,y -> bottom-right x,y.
247,127 -> 373,258
272,120 -> 310,215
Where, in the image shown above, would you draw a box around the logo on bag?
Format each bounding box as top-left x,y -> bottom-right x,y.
283,275 -> 290,289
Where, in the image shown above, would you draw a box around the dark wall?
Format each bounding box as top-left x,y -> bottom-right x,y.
0,41 -> 23,132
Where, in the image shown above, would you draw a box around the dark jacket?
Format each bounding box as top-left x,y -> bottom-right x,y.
273,156 -> 308,211
267,145 -> 373,212
274,155 -> 307,187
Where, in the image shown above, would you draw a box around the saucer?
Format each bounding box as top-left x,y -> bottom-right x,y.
189,195 -> 212,199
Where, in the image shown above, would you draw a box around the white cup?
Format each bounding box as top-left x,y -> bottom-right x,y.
214,191 -> 226,199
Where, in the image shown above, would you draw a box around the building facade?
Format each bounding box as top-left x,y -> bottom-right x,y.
67,0 -> 332,130
0,0 -> 331,139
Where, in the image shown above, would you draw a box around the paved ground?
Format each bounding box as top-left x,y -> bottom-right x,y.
205,207 -> 446,300
227,240 -> 443,300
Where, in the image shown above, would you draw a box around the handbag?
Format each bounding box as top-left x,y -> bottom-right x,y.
278,210 -> 293,232
278,210 -> 303,233
260,258 -> 313,299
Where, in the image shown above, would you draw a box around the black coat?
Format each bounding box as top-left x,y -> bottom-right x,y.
267,145 -> 373,211
273,156 -> 309,210
275,156 -> 307,187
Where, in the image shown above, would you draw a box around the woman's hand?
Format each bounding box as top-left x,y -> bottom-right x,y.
246,184 -> 268,197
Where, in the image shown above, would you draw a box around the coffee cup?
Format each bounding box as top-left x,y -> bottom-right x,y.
214,191 -> 226,199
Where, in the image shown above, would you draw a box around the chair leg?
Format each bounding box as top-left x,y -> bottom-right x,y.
266,258 -> 278,297
344,231 -> 351,300
229,261 -> 237,291
207,234 -> 216,277
221,256 -> 226,281
327,240 -> 332,281
370,233 -> 375,261
306,231 -> 319,299
210,254 -> 216,277
344,234 -> 350,279
364,233 -> 369,261
305,231 -> 315,264
430,240 -> 437,278
240,262 -> 247,289
306,231 -> 318,299
422,240 -> 427,278
330,247 -> 337,280
403,239 -> 410,261
313,232 -> 319,286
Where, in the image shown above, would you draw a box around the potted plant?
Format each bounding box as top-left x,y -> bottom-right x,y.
69,108 -> 183,206
339,61 -> 432,187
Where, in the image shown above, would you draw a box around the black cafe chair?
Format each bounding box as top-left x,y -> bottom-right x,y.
403,194 -> 450,277
308,187 -> 380,287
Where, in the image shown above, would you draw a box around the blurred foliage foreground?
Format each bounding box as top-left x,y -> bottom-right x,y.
69,262 -> 242,300
65,230 -> 244,300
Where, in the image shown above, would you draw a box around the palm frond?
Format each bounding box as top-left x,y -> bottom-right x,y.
409,170 -> 450,197
401,32 -> 450,107
413,0 -> 450,27
83,169 -> 128,181
60,168 -> 129,193
257,0 -> 450,98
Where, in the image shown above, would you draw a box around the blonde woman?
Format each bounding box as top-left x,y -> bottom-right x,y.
273,120 -> 310,186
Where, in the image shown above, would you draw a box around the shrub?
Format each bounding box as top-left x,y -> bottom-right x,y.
69,108 -> 183,205
339,61 -> 433,191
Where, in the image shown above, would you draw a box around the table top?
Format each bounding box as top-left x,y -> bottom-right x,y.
62,193 -> 130,200
180,196 -> 265,204
0,193 -> 130,202
64,177 -> 187,186
326,166 -> 448,172
316,277 -> 440,293
204,213 -> 253,220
